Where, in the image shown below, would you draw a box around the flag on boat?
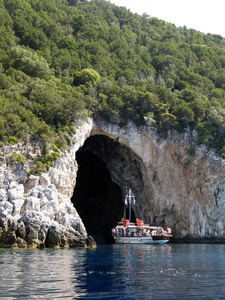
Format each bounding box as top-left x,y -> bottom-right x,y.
124,188 -> 135,205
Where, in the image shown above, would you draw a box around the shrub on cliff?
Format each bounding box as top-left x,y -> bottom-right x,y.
29,151 -> 61,174
7,152 -> 27,165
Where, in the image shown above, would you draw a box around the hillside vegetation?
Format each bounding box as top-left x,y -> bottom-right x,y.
1,0 -> 225,160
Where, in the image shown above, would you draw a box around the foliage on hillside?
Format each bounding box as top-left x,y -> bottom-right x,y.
1,0 -> 225,157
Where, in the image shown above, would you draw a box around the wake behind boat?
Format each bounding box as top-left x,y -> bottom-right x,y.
112,219 -> 172,244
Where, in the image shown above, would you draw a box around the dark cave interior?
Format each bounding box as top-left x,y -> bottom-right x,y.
71,150 -> 121,243
71,135 -> 138,244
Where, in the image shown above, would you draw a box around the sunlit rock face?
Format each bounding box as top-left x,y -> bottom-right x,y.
0,117 -> 225,247
0,119 -> 95,248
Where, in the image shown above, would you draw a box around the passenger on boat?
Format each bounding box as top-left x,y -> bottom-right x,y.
111,228 -> 116,236
167,227 -> 172,234
146,229 -> 150,236
117,229 -> 122,237
156,227 -> 163,235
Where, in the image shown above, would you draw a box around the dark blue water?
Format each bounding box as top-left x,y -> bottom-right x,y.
0,244 -> 225,299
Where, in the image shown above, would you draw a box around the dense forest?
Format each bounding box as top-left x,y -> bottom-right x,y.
1,0 -> 225,171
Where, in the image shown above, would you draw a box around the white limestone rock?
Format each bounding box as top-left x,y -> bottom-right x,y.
43,186 -> 58,202
11,198 -> 24,216
8,184 -> 24,202
39,173 -> 51,188
25,175 -> 39,191
0,189 -> 7,201
0,201 -> 13,216
24,196 -> 40,212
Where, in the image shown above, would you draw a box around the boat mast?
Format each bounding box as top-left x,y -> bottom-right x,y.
125,188 -> 135,221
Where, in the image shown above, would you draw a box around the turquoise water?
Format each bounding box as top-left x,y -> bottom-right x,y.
0,244 -> 225,299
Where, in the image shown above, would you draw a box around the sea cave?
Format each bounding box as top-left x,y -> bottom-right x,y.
71,134 -> 147,243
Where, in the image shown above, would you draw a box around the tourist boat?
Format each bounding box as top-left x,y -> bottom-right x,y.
112,219 -> 172,244
111,188 -> 172,244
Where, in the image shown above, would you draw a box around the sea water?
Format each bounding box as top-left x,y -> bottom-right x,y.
0,243 -> 225,299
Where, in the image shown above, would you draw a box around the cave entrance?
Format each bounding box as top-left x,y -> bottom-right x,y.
71,134 -> 145,244
71,149 -> 124,243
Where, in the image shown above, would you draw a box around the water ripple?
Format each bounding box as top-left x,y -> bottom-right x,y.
0,244 -> 225,299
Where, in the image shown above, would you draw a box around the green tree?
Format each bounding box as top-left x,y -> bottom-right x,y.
172,100 -> 195,124
0,116 -> 5,137
9,46 -> 52,77
73,68 -> 101,87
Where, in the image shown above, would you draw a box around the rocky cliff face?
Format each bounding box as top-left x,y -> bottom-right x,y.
91,121 -> 225,241
0,120 -> 95,248
0,118 -> 225,248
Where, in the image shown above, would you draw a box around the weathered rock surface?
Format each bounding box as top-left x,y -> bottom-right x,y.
0,120 -> 96,248
0,117 -> 225,247
90,120 -> 225,241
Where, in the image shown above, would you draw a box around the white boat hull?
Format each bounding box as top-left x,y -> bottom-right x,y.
114,236 -> 169,244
